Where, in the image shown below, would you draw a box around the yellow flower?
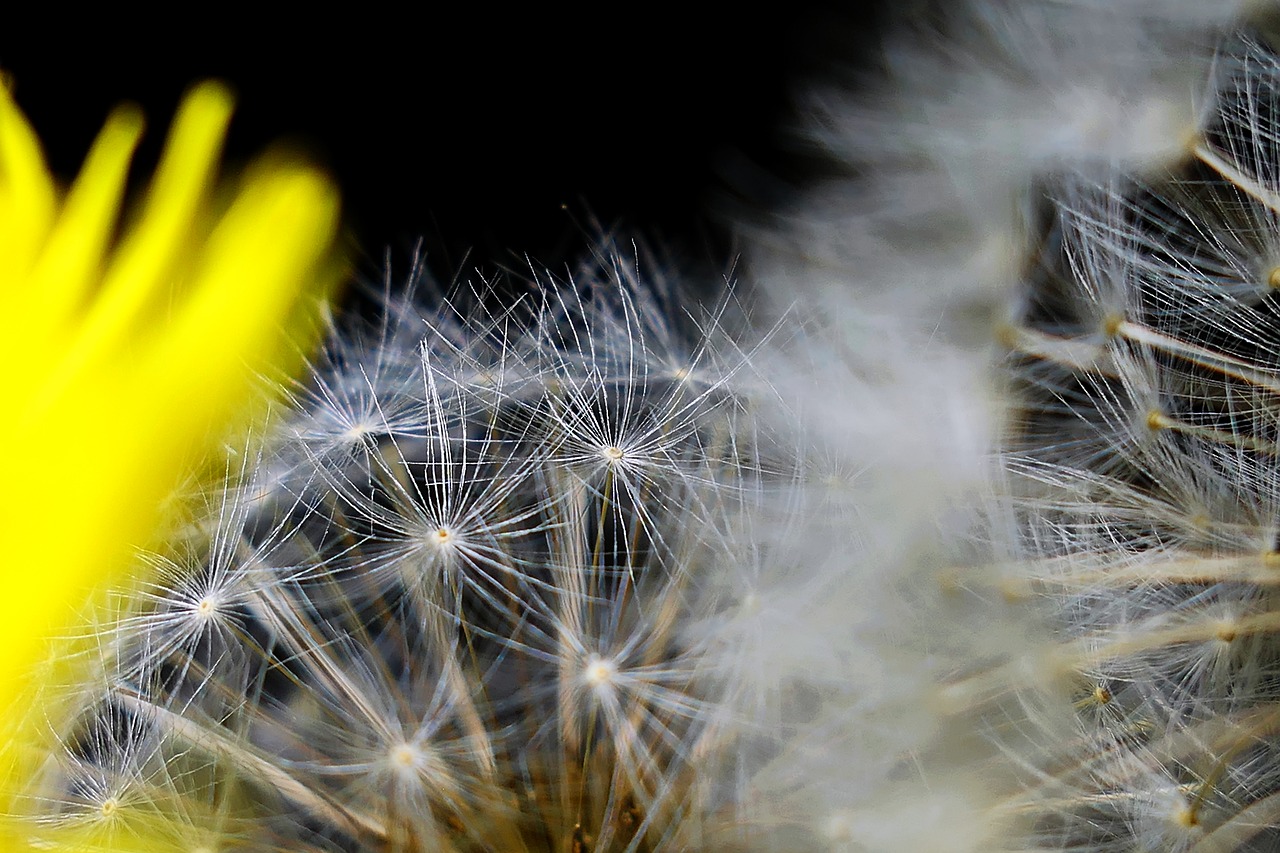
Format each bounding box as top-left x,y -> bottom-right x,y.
0,80 -> 340,848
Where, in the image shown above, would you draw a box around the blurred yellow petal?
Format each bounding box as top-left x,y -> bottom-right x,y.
79,83 -> 232,363
0,82 -> 56,294
0,79 -> 341,851
25,105 -> 144,335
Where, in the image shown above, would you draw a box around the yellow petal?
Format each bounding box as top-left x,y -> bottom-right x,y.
25,104 -> 144,335
0,79 -> 341,851
0,81 -> 56,296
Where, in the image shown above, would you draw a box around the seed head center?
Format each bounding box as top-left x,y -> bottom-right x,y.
343,422 -> 372,442
584,654 -> 617,688
390,743 -> 420,769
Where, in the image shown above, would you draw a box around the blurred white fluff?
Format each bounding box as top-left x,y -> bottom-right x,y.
739,1 -> 1280,851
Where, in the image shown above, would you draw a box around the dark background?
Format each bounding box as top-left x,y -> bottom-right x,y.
1,7 -> 888,290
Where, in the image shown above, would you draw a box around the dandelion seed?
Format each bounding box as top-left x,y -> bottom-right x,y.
583,654 -> 619,692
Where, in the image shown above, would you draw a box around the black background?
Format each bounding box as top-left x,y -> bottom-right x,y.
1,7 -> 888,290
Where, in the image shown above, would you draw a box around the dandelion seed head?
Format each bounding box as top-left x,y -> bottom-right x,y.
29,4 -> 1280,851
583,654 -> 618,692
342,421 -> 374,443
97,797 -> 117,820
389,743 -> 417,767
385,741 -> 441,784
193,596 -> 218,621
430,526 -> 455,548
